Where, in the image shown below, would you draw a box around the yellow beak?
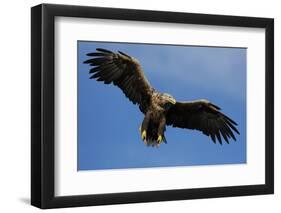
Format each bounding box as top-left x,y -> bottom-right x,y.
168,98 -> 176,104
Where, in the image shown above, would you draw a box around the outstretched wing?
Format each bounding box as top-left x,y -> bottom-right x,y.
166,99 -> 240,144
84,48 -> 153,113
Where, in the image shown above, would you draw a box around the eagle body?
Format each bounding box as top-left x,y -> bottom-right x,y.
84,48 -> 240,147
140,91 -> 171,146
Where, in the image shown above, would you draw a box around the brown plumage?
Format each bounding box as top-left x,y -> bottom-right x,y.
84,48 -> 240,147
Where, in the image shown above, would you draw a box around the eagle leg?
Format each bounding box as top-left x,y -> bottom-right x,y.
157,135 -> 163,143
140,112 -> 151,142
141,131 -> 147,141
157,117 -> 166,144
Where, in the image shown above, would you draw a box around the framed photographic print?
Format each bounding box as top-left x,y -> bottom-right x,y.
31,3 -> 274,209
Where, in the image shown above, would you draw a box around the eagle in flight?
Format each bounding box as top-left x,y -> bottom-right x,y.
84,48 -> 240,147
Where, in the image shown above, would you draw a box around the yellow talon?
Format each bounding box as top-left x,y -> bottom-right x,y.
157,135 -> 162,143
141,130 -> 147,140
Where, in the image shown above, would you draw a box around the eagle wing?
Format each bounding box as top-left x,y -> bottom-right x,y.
84,48 -> 153,113
166,99 -> 240,144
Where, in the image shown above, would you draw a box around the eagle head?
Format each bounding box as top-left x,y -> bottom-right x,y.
161,93 -> 176,109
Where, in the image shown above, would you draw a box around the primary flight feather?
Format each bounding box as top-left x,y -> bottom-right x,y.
84,48 -> 240,147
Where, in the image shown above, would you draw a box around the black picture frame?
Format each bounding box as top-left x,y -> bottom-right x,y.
31,3 -> 274,209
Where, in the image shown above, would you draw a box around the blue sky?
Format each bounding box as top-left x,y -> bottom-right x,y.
78,41 -> 246,171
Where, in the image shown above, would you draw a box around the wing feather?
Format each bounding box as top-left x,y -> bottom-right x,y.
166,99 -> 239,144
84,48 -> 153,113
